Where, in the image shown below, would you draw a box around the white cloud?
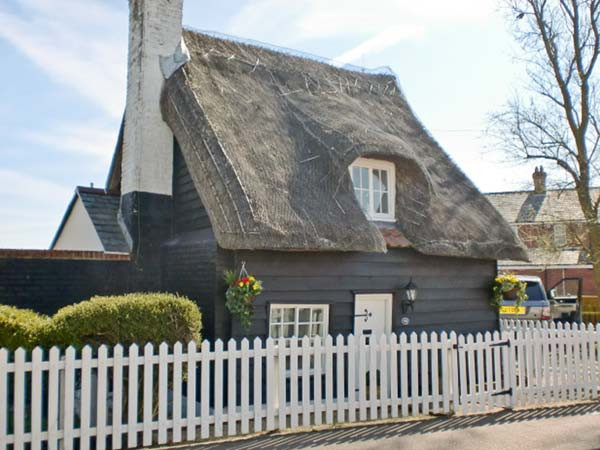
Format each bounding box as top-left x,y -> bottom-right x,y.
0,169 -> 72,201
333,25 -> 424,65
0,0 -> 127,119
24,121 -> 119,163
227,0 -> 496,46
0,169 -> 73,248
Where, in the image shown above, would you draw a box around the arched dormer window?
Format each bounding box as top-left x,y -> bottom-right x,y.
349,157 -> 396,222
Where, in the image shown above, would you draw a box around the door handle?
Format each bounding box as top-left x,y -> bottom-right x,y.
354,308 -> 372,322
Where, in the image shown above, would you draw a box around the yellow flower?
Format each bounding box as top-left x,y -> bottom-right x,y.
249,276 -> 255,282
253,284 -> 259,290
238,282 -> 244,287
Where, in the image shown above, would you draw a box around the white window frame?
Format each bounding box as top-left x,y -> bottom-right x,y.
349,157 -> 396,222
268,304 -> 329,341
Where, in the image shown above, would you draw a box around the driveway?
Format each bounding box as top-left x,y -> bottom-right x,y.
178,402 -> 600,450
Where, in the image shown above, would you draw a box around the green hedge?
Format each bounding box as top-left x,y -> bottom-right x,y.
0,293 -> 202,350
0,305 -> 49,350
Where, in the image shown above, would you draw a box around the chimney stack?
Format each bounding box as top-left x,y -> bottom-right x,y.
119,0 -> 184,281
532,166 -> 547,194
121,0 -> 184,198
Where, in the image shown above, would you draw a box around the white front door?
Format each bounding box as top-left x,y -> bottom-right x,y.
354,293 -> 393,342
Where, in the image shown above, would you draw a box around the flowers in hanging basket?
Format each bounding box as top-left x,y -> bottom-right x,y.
490,273 -> 528,310
223,269 -> 263,329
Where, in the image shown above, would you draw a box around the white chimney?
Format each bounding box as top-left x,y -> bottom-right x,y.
121,0 -> 184,196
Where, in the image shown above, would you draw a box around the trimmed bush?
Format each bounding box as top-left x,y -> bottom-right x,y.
0,305 -> 49,350
44,293 -> 202,348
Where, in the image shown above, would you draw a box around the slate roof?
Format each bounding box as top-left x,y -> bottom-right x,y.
159,30 -> 527,261
486,188 -> 600,223
51,187 -> 129,253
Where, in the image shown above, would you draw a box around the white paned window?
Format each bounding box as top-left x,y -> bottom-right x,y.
269,304 -> 329,340
554,223 -> 567,247
350,157 -> 396,221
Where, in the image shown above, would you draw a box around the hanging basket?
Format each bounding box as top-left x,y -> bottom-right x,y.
491,274 -> 528,310
502,287 -> 519,300
223,261 -> 263,329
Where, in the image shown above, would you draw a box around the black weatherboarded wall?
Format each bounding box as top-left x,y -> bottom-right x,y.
0,250 -> 134,315
229,249 -> 498,340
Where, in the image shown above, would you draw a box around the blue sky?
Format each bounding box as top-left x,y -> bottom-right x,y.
0,0 -> 541,248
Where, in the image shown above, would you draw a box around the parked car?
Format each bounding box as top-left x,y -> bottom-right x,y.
498,275 -> 552,321
547,277 -> 583,323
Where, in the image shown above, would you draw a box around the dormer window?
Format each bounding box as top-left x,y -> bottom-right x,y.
350,157 -> 396,221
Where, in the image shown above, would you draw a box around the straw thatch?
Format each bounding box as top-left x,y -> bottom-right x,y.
161,30 -> 527,261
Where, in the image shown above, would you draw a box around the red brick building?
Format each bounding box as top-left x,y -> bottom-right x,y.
486,167 -> 599,298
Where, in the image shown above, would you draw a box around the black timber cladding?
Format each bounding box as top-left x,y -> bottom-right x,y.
0,256 -> 134,315
172,140 -> 211,234
162,140 -> 230,341
229,249 -> 498,340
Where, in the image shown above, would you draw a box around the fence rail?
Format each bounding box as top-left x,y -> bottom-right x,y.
1,320 -> 599,449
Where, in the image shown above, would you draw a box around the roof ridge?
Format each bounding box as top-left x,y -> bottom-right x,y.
76,186 -> 118,196
183,28 -> 397,77
485,186 -> 600,195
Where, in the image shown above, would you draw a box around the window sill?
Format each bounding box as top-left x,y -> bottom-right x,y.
368,217 -> 396,223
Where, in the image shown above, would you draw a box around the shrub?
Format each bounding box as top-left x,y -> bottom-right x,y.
0,305 -> 49,350
44,292 -> 202,348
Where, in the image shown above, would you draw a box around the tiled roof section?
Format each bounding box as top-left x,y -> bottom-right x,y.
77,187 -> 129,253
485,188 -> 600,223
499,248 -> 589,267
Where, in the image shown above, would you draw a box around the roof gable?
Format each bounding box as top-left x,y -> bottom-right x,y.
161,30 -> 526,261
51,187 -> 128,253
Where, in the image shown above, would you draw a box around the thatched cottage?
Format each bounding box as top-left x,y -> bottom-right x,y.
50,0 -> 526,341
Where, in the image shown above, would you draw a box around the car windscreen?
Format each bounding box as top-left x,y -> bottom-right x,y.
525,281 -> 545,301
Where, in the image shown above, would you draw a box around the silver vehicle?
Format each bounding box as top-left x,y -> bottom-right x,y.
498,275 -> 552,321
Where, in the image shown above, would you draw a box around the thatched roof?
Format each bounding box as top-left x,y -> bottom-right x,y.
161,30 -> 527,261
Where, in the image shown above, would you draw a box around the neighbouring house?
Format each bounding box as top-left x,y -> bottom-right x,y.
486,166 -> 598,301
40,0 -> 526,340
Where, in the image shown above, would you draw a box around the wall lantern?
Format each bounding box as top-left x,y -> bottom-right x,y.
401,278 -> 418,314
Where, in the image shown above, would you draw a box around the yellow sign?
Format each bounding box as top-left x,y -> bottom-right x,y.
499,306 -> 526,315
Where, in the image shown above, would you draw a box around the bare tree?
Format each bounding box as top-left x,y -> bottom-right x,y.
491,0 -> 600,287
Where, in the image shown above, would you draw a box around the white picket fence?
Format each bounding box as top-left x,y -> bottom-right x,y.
0,321 -> 599,449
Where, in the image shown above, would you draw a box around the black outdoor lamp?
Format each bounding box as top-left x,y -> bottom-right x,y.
401,278 -> 418,314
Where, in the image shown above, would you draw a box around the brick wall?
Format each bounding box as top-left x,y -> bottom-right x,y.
0,250 -> 135,315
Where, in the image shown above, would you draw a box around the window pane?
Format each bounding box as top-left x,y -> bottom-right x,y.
270,325 -> 280,338
380,170 -> 388,191
361,190 -> 370,213
381,192 -> 388,214
283,308 -> 295,322
373,169 -> 381,191
361,167 -> 369,188
299,308 -> 310,322
311,323 -> 323,337
271,308 -> 281,323
352,167 -> 361,188
283,324 -> 295,338
374,192 -> 382,213
298,324 -> 310,337
312,308 -> 323,322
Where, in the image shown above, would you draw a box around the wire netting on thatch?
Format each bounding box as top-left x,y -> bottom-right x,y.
160,29 -> 527,261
